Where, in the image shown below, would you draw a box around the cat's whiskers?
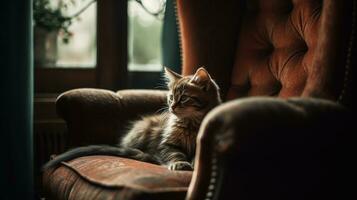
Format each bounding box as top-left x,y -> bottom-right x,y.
154,84 -> 168,90
155,74 -> 173,89
155,106 -> 169,114
120,67 -> 221,170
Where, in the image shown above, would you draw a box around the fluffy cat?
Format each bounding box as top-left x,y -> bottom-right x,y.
43,67 -> 221,171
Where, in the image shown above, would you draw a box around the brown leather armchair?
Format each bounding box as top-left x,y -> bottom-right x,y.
43,0 -> 355,199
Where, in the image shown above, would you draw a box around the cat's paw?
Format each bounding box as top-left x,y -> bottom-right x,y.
168,161 -> 193,171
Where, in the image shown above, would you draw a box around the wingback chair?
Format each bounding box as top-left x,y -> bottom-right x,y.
42,0 -> 355,199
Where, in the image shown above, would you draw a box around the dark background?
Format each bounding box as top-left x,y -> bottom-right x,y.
0,0 -> 34,199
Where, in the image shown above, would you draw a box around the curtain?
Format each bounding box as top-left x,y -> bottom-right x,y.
162,0 -> 181,73
0,1 -> 34,199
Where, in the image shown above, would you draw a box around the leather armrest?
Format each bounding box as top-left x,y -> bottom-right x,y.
56,88 -> 167,148
187,97 -> 348,200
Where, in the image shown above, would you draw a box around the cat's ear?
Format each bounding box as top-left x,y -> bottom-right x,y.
164,67 -> 182,83
190,67 -> 212,89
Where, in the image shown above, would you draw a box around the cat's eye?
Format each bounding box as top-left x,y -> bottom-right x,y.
180,95 -> 189,103
168,94 -> 173,101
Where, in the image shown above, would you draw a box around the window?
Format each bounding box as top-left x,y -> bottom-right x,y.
56,2 -> 97,68
34,0 -> 127,93
34,0 -> 178,92
128,0 -> 164,72
34,0 -> 97,68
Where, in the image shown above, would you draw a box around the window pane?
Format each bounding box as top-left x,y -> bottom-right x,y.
128,0 -> 164,72
34,0 -> 97,68
57,2 -> 97,68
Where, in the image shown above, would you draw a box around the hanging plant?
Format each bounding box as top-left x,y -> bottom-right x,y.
33,0 -> 96,43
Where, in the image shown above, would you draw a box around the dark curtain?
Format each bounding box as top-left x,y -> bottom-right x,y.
129,0 -> 181,89
0,1 -> 34,200
162,0 -> 182,73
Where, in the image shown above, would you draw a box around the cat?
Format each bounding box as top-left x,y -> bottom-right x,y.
43,67 -> 222,171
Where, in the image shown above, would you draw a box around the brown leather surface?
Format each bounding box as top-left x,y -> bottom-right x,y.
177,0 -> 243,98
178,0 -> 352,101
43,156 -> 191,200
56,89 -> 167,147
228,0 -> 352,100
188,97 -> 347,200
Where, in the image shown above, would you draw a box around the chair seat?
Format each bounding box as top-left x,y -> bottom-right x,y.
43,156 -> 192,200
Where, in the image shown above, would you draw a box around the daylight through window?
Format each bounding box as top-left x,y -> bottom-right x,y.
128,0 -> 164,72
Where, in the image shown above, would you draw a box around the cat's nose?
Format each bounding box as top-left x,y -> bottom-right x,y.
170,104 -> 178,113
171,103 -> 178,109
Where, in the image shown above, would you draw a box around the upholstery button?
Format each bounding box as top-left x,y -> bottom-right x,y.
285,2 -> 294,14
269,82 -> 282,96
276,82 -> 282,92
301,42 -> 309,53
264,43 -> 274,57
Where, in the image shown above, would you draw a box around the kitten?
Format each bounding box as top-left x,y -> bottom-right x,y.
43,67 -> 221,171
121,67 -> 221,170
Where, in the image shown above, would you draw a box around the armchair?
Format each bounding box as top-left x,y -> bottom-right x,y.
43,0 -> 355,199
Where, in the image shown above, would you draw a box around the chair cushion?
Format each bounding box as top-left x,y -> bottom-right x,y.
43,156 -> 192,200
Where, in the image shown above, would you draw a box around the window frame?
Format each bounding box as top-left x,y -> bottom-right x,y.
35,0 -> 128,94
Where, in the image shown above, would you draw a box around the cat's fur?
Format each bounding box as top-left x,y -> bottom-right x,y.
43,67 -> 221,171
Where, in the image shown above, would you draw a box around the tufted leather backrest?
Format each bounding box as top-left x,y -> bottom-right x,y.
227,0 -> 354,101
178,0 -> 355,104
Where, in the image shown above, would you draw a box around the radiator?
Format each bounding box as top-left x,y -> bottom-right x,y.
34,120 -> 67,170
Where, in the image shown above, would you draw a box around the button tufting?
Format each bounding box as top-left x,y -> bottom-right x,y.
273,82 -> 283,96
285,1 -> 294,14
300,42 -> 309,53
230,0 -> 344,99
262,43 -> 275,57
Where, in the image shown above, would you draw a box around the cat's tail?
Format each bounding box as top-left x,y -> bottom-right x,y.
42,145 -> 159,170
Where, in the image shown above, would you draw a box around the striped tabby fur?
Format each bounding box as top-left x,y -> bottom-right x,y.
121,67 -> 221,170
